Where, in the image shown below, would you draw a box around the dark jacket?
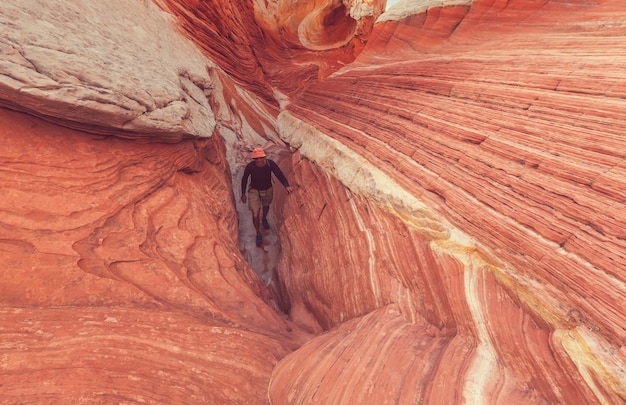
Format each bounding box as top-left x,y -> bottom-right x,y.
241,159 -> 289,195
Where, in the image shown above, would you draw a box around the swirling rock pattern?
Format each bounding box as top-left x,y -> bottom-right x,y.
0,107 -> 308,403
0,0 -> 625,404
270,0 -> 626,403
157,0 -> 385,97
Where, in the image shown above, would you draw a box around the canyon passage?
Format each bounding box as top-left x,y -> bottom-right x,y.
0,0 -> 625,404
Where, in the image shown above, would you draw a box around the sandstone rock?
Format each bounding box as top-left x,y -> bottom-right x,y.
158,0 -> 386,96
272,0 -> 626,402
1,0 -> 625,403
0,0 -> 216,139
0,107 -> 308,403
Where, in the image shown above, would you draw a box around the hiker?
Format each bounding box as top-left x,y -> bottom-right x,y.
241,148 -> 293,246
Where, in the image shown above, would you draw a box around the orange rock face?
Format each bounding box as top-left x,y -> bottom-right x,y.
1,0 -> 625,404
0,107 -> 308,403
157,0 -> 385,96
271,0 -> 626,403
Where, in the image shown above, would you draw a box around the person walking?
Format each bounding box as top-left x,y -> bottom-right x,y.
241,148 -> 293,246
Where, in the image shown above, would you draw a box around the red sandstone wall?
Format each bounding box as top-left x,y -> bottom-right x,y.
157,0 -> 385,97
0,0 -> 624,403
271,0 -> 626,402
0,107 -> 308,402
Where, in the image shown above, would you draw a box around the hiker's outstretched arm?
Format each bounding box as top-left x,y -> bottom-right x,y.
269,160 -> 290,188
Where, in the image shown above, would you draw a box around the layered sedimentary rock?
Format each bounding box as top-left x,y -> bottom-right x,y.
1,0 -> 625,404
157,0 -> 385,97
271,0 -> 626,403
0,106 -> 310,403
0,1 -> 306,403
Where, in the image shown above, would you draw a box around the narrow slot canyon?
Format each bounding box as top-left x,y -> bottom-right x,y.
233,144 -> 294,315
1,1 -> 625,404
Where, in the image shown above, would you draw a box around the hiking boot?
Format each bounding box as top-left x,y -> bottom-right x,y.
256,233 -> 263,247
262,217 -> 270,229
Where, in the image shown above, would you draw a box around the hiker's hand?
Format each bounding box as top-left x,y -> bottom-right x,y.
285,186 -> 293,194
241,194 -> 247,203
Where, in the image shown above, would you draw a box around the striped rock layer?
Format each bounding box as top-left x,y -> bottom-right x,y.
0,0 -> 624,404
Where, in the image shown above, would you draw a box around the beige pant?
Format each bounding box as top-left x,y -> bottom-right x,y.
248,187 -> 273,210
